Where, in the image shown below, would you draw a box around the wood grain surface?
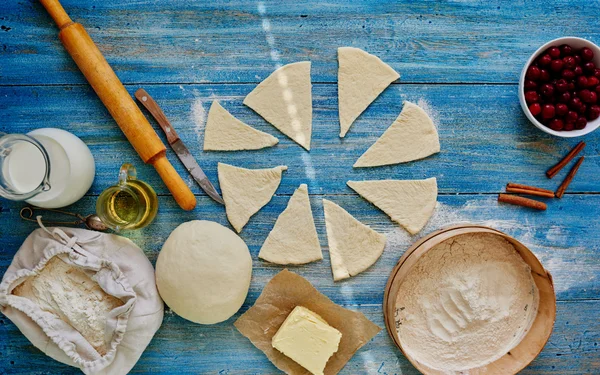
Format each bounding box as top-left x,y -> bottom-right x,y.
1,0 -> 599,374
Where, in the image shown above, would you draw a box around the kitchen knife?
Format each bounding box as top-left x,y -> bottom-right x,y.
135,88 -> 224,205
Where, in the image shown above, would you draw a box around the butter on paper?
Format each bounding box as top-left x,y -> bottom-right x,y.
234,269 -> 381,375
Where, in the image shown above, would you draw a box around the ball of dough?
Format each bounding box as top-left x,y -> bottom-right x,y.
156,220 -> 252,324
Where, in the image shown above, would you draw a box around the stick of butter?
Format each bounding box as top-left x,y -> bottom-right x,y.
272,306 -> 342,375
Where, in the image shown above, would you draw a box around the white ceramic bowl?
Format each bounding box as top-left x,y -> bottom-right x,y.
519,37 -> 600,137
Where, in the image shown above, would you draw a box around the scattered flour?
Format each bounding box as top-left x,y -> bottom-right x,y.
191,98 -> 207,145
416,98 -> 441,130
12,256 -> 124,355
395,233 -> 539,372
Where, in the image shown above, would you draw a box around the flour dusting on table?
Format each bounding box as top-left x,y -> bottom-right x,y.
395,233 -> 539,372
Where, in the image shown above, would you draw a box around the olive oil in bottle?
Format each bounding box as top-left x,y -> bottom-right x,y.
96,164 -> 158,231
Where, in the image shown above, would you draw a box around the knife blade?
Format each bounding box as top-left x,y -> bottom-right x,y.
135,88 -> 224,205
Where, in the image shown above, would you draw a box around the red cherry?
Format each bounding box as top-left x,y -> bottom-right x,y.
588,105 -> 600,120
524,80 -> 538,90
542,104 -> 556,119
550,59 -> 564,72
595,85 -> 600,94
575,116 -> 588,129
584,62 -> 596,73
555,79 -> 569,92
561,45 -> 573,56
560,44 -> 573,56
577,76 -> 589,88
563,56 -> 577,69
525,90 -> 540,103
579,104 -> 587,114
574,54 -> 582,65
538,54 -> 552,66
566,110 -> 579,123
559,91 -> 571,103
540,83 -> 555,97
568,81 -> 576,91
539,69 -> 551,82
570,97 -> 583,110
548,119 -> 564,131
595,68 -> 600,79
587,76 -> 600,87
555,103 -> 569,116
564,121 -> 575,131
574,66 -> 583,76
548,46 -> 561,58
581,47 -> 594,61
529,103 -> 542,116
588,91 -> 598,103
562,69 -> 575,80
526,65 -> 541,80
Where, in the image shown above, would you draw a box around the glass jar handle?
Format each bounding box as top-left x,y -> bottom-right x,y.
118,163 -> 137,186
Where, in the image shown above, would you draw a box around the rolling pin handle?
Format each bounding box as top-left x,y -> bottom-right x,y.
152,155 -> 197,211
39,0 -> 73,29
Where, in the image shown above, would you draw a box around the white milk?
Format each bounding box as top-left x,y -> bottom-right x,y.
26,128 -> 95,209
6,141 -> 46,193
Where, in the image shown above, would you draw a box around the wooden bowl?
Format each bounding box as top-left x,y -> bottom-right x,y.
383,225 -> 556,375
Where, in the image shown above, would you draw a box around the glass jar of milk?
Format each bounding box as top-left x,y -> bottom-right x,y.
0,128 -> 95,208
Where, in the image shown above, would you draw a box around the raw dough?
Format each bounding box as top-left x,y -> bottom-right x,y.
218,162 -> 287,233
243,62 -> 313,150
155,220 -> 252,325
259,184 -> 322,265
396,233 -> 539,372
12,256 -> 124,356
322,199 -> 386,281
347,178 -> 437,234
338,47 -> 400,138
354,101 -> 440,167
203,101 -> 278,151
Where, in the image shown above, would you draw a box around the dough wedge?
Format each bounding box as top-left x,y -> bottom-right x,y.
323,199 -> 386,281
347,178 -> 437,234
354,101 -> 440,168
218,163 -> 287,233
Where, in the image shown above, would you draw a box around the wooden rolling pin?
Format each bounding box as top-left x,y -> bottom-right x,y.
39,0 -> 196,211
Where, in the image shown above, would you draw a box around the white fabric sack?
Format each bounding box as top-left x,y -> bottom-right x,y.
0,225 -> 164,375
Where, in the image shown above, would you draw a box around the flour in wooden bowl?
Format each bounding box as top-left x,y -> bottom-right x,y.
395,233 -> 539,372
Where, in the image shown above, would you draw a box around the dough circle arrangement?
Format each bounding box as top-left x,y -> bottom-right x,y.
155,220 -> 253,324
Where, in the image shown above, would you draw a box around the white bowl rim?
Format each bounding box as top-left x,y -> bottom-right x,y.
519,36 -> 600,138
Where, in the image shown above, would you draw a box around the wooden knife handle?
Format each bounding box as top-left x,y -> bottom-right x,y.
135,88 -> 180,144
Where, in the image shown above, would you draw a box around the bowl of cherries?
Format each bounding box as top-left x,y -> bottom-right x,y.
519,37 -> 600,137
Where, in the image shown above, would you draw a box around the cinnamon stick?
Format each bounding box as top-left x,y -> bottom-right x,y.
506,183 -> 555,198
498,194 -> 547,210
546,141 -> 585,179
556,157 -> 584,198
505,187 -> 555,198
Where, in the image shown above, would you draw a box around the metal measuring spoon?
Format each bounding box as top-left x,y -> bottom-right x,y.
20,207 -> 110,231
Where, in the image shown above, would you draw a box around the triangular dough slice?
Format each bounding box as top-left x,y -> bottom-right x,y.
258,184 -> 322,265
338,47 -> 400,138
243,62 -> 312,150
354,101 -> 440,167
347,178 -> 437,235
322,199 -> 386,281
204,101 -> 278,151
218,163 -> 287,233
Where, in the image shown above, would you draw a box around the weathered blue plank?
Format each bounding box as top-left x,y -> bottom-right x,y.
1,84 -> 598,197
0,296 -> 598,374
1,194 -> 598,304
1,1 -> 600,85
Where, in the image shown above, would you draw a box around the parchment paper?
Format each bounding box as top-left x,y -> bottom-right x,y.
234,269 -> 381,375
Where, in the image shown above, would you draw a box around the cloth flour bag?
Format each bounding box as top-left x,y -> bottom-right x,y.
0,225 -> 164,374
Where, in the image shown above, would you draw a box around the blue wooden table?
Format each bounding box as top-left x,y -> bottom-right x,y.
1,1 -> 599,374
